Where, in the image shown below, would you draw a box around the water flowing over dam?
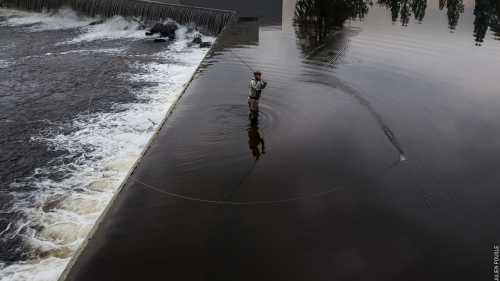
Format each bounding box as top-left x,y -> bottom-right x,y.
0,0 -> 232,278
3,0 -> 234,36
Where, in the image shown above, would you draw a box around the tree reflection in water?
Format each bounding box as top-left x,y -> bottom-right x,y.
473,0 -> 500,45
293,0 -> 371,58
411,0 -> 427,23
377,0 -> 397,24
489,0 -> 500,39
439,0 -> 465,30
377,0 -> 424,26
400,0 -> 411,26
295,0 -> 499,49
474,0 -> 490,45
293,0 -> 351,44
348,0 -> 373,21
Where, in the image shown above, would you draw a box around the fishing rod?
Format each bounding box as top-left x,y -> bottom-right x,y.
221,44 -> 255,73
227,49 -> 255,72
221,44 -> 270,88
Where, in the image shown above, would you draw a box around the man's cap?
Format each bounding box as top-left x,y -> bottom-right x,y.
254,70 -> 262,76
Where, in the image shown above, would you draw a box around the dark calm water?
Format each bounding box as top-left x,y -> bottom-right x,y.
4,0 -> 500,280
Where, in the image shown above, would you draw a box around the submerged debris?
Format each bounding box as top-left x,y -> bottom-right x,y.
188,35 -> 212,48
191,37 -> 202,44
148,21 -> 178,39
143,21 -> 212,48
199,41 -> 212,48
88,20 -> 103,25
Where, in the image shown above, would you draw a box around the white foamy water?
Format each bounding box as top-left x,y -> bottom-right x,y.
0,9 -> 211,281
64,15 -> 147,43
64,17 -> 210,45
53,48 -> 124,55
0,59 -> 10,68
1,7 -> 93,31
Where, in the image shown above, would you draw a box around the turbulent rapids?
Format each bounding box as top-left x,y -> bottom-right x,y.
0,2 -> 228,279
3,0 -> 234,36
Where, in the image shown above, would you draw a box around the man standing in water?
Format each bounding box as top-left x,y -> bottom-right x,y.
248,71 -> 267,121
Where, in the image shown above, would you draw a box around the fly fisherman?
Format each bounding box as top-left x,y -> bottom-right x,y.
248,71 -> 267,121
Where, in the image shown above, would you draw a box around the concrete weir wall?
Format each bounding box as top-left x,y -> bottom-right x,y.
3,0 -> 234,36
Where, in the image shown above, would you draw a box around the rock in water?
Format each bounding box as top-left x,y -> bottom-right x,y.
200,42 -> 212,48
149,22 -> 178,39
154,39 -> 167,43
149,23 -> 163,34
191,37 -> 202,44
89,20 -> 103,26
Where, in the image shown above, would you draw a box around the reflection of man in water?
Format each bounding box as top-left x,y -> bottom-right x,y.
248,70 -> 267,121
248,123 -> 265,160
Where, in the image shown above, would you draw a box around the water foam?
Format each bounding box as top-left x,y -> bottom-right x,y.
1,7 -> 93,31
55,48 -> 123,55
0,59 -> 10,68
0,257 -> 70,281
64,15 -> 146,44
0,9 -> 212,281
64,17 -> 209,45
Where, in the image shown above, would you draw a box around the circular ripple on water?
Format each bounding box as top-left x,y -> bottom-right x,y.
421,184 -> 462,218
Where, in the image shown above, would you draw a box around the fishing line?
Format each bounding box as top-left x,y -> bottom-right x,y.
405,146 -> 462,217
224,158 -> 259,202
128,159 -> 400,205
325,41 -> 349,67
87,56 -> 120,116
87,36 -> 146,120
380,134 -> 461,218
309,74 -> 405,160
203,158 -> 260,223
305,43 -> 325,57
174,158 -> 262,238
406,146 -> 450,192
